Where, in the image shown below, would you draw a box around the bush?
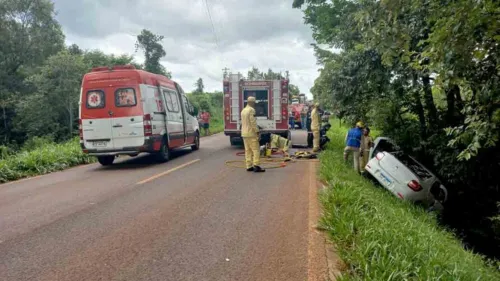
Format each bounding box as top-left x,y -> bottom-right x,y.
187,92 -> 224,136
0,137 -> 95,183
319,121 -> 500,280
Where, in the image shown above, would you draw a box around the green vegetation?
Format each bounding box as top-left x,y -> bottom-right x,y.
293,0 -> 500,258
0,137 -> 94,184
186,90 -> 224,136
319,123 -> 500,280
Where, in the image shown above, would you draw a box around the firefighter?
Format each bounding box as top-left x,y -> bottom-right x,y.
269,133 -> 290,156
311,103 -> 321,152
241,96 -> 265,172
359,126 -> 373,173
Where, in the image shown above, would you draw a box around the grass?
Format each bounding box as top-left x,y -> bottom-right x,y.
319,121 -> 500,280
0,137 -> 95,184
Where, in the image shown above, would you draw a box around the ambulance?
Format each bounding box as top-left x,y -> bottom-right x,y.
223,73 -> 290,145
79,65 -> 199,166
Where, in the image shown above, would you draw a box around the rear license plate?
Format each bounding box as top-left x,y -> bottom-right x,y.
91,141 -> 107,147
379,172 -> 392,185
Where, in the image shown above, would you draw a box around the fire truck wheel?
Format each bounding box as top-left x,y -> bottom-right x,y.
191,132 -> 200,151
155,138 -> 170,163
97,156 -> 115,166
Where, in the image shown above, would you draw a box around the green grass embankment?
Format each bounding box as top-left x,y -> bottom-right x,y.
0,137 -> 95,183
319,122 -> 500,280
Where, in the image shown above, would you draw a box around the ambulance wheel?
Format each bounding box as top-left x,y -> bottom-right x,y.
191,132 -> 200,151
155,138 -> 170,163
97,156 -> 115,166
230,137 -> 237,146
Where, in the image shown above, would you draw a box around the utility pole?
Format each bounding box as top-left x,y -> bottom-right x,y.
222,67 -> 230,79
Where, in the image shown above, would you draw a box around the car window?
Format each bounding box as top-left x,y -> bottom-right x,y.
164,90 -> 180,112
115,88 -> 137,107
86,90 -> 105,109
374,139 -> 398,155
397,154 -> 433,179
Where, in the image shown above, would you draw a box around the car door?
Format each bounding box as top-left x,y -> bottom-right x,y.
162,88 -> 184,148
81,89 -> 114,150
174,83 -> 189,144
110,87 -> 145,149
373,152 -> 401,195
181,95 -> 195,143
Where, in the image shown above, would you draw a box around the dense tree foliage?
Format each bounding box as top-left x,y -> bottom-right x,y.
0,1 -> 173,148
294,0 -> 500,258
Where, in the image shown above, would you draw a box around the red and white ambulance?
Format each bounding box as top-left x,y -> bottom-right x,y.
223,73 -> 290,145
79,65 -> 199,166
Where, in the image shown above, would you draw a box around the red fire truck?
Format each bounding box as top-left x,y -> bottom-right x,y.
223,73 -> 290,145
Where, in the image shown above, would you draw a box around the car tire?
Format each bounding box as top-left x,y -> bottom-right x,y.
230,137 -> 236,146
155,138 -> 170,163
191,132 -> 200,151
97,156 -> 115,166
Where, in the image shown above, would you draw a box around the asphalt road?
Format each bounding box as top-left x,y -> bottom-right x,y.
0,133 -> 329,281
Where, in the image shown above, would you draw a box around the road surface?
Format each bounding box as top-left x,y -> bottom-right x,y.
0,133 -> 330,281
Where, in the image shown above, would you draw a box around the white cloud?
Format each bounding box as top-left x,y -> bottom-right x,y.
54,0 -> 318,98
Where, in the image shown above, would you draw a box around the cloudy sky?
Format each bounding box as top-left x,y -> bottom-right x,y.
52,0 -> 319,96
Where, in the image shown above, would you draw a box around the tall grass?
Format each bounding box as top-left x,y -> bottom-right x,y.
0,137 -> 95,183
319,122 -> 500,280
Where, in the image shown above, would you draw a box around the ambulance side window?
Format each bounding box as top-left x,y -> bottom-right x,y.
164,90 -> 180,113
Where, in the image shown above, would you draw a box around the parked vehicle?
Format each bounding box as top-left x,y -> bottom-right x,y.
79,65 -> 199,166
364,137 -> 448,209
223,73 -> 289,145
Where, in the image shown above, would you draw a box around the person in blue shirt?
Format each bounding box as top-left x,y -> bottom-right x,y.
344,121 -> 364,173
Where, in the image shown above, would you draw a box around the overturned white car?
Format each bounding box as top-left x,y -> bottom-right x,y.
364,137 -> 448,210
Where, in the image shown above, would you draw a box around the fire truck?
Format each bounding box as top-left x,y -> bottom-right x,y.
223,73 -> 290,145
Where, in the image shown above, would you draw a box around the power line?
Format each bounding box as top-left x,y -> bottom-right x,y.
204,0 -> 220,50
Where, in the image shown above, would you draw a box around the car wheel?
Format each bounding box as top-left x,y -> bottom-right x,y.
191,132 -> 200,151
155,138 -> 170,163
230,137 -> 236,146
97,156 -> 115,166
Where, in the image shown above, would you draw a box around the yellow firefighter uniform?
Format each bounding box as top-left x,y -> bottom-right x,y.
311,103 -> 321,152
270,134 -> 290,155
241,98 -> 261,169
359,134 -> 373,171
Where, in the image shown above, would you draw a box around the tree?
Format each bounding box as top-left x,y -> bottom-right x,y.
193,78 -> 204,94
0,0 -> 65,144
68,44 -> 83,56
15,51 -> 87,140
135,29 -> 171,78
289,84 -> 300,100
294,0 -> 500,258
82,50 -> 140,70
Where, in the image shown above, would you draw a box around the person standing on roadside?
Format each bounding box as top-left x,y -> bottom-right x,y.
301,105 -> 308,130
311,103 -> 321,152
344,121 -> 364,173
289,108 -> 296,130
359,127 -> 373,173
201,110 -> 211,136
241,96 -> 265,173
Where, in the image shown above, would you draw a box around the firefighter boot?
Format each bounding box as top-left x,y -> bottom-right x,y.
253,166 -> 266,173
246,167 -> 255,172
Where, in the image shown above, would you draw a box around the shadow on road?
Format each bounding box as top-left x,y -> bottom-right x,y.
93,148 -> 194,171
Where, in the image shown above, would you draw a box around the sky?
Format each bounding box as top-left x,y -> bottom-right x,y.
51,0 -> 319,97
